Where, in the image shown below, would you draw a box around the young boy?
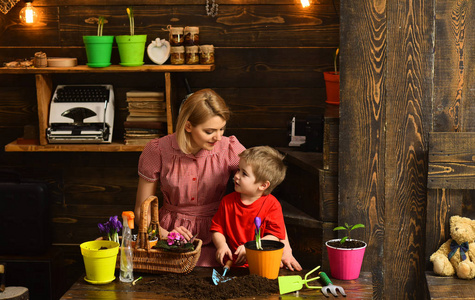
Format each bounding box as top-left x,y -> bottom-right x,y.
210,146 -> 287,266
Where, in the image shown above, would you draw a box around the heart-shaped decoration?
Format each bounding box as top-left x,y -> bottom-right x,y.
147,38 -> 171,65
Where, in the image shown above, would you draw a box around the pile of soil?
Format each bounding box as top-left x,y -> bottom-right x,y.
132,272 -> 279,299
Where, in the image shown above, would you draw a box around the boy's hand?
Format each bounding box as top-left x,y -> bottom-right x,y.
234,245 -> 247,265
215,245 -> 233,266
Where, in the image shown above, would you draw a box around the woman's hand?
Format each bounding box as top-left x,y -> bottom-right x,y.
234,245 -> 246,266
170,226 -> 193,242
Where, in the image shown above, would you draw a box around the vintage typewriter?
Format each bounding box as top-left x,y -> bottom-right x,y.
46,85 -> 114,143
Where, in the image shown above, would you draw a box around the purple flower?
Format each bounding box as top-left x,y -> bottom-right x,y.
98,215 -> 122,243
167,232 -> 185,246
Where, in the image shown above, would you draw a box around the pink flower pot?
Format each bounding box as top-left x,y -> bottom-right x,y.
326,239 -> 366,280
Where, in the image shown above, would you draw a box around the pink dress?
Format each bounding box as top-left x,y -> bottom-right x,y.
138,133 -> 245,266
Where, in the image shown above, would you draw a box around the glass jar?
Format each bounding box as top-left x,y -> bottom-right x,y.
185,46 -> 199,65
199,45 -> 215,65
169,27 -> 184,46
184,26 -> 199,46
170,46 -> 185,65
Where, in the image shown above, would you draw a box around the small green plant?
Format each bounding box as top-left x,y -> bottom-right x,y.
126,7 -> 134,36
85,16 -> 108,36
333,47 -> 339,74
333,223 -> 365,244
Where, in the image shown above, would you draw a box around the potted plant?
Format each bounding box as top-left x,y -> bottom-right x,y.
323,47 -> 340,105
80,215 -> 122,284
155,232 -> 196,252
326,222 -> 366,280
83,16 -> 114,67
116,7 -> 147,66
244,217 -> 284,279
131,225 -> 159,248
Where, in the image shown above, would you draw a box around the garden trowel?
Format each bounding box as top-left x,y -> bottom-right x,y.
278,266 -> 322,294
212,260 -> 233,285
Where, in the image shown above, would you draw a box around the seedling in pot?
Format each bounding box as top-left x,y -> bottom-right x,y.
333,223 -> 365,245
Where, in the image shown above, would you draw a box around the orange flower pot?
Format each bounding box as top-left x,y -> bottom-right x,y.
244,240 -> 284,279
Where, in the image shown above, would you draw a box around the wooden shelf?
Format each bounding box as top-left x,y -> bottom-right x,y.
0,64 -> 215,74
5,139 -> 144,152
2,64 -> 214,152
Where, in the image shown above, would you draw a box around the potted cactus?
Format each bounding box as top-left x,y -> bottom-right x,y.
115,7 -> 147,66
83,16 -> 114,67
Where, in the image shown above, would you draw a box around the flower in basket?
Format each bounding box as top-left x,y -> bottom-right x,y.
98,215 -> 122,244
84,16 -> 108,36
255,217 -> 263,250
155,232 -> 195,253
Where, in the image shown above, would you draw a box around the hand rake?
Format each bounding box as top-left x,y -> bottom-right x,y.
212,260 -> 233,285
319,271 -> 346,297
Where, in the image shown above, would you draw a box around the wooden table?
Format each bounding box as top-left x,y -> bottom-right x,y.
426,272 -> 475,299
61,268 -> 372,299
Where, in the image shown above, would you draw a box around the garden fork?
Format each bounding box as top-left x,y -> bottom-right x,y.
319,272 -> 346,297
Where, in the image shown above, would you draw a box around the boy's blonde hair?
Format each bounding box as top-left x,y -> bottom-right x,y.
239,146 -> 287,195
175,89 -> 230,154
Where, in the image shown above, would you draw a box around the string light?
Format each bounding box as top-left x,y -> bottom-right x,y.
301,0 -> 310,8
19,0 -> 38,24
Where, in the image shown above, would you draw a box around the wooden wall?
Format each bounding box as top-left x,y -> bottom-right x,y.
0,0 -> 339,295
341,0 -> 474,299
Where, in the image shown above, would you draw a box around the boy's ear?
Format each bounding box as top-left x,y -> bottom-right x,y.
259,181 -> 270,191
185,121 -> 192,132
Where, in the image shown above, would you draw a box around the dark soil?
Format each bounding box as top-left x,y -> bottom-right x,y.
131,272 -> 279,299
327,240 -> 366,249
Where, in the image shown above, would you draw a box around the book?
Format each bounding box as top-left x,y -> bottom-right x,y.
127,101 -> 166,110
126,115 -> 167,122
126,96 -> 165,102
126,90 -> 165,98
128,110 -> 166,116
123,121 -> 167,129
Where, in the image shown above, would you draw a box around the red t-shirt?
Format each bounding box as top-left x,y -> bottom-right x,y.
210,191 -> 286,261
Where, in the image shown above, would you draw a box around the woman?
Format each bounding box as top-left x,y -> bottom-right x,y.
135,88 -> 301,270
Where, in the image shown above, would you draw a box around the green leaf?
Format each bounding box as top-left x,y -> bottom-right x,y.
351,224 -> 365,231
344,222 -> 349,228
340,236 -> 348,244
333,226 -> 346,231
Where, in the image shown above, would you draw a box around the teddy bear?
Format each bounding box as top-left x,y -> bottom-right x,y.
430,215 -> 475,279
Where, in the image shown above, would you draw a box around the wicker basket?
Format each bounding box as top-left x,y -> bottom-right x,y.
118,195 -> 202,274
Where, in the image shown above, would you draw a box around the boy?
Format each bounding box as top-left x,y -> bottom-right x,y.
210,146 -> 287,266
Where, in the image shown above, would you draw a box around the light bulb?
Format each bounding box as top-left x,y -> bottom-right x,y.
301,0 -> 310,8
19,2 -> 38,24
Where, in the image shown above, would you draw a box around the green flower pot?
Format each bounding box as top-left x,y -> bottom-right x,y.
83,36 -> 114,68
116,35 -> 147,67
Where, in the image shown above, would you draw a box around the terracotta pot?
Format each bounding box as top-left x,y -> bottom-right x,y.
326,238 -> 366,280
244,240 -> 284,279
323,71 -> 340,105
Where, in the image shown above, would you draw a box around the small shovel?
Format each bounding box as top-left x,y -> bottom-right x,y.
278,265 -> 322,294
319,271 -> 346,297
212,260 -> 233,285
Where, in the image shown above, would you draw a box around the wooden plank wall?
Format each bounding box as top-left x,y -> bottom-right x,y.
341,0 -> 474,299
0,0 -> 340,291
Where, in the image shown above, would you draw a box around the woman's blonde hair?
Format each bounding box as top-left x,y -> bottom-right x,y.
175,89 -> 230,154
239,146 -> 287,195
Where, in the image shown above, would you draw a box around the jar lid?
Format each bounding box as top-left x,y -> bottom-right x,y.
186,46 -> 199,53
170,46 -> 185,53
185,26 -> 199,34
170,27 -> 184,34
199,45 -> 214,53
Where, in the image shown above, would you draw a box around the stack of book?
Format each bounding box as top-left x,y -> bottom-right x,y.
124,90 -> 167,145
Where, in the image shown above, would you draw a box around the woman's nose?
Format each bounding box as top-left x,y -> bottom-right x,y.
214,131 -> 223,141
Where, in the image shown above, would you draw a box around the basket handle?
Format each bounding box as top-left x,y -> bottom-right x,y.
138,195 -> 160,250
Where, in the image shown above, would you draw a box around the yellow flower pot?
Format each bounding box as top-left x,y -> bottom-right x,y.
245,240 -> 284,279
80,240 -> 120,284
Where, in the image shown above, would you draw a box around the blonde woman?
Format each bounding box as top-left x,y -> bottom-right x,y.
135,89 -> 301,270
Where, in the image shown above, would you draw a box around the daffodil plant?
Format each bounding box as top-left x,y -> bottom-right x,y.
84,16 -> 108,36
333,222 -> 365,244
126,7 -> 135,36
254,217 -> 263,250
98,215 -> 122,244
